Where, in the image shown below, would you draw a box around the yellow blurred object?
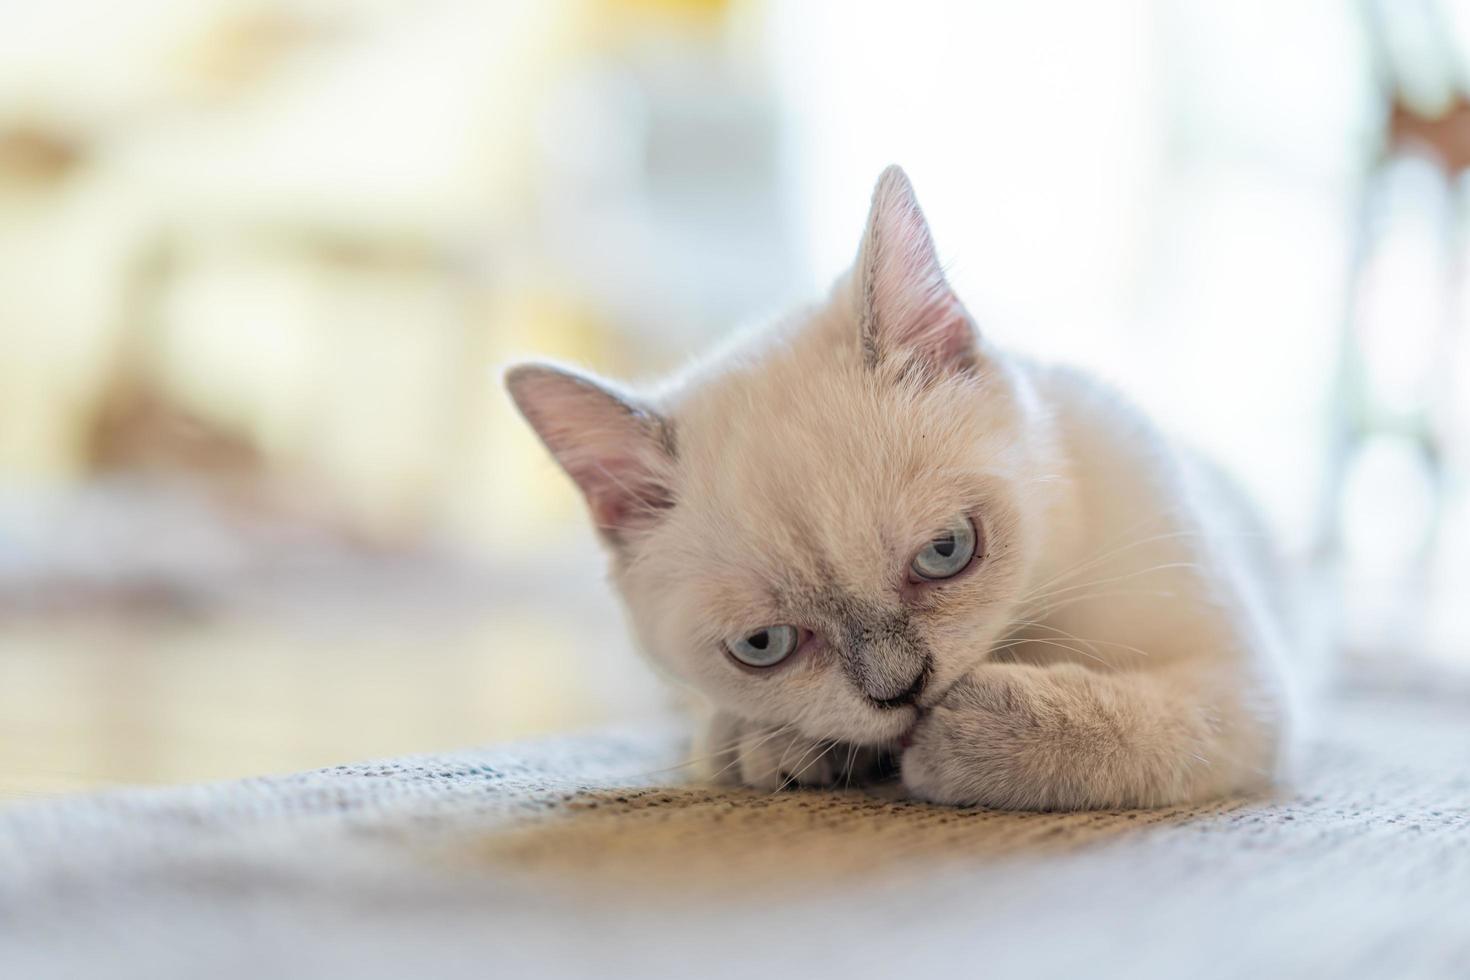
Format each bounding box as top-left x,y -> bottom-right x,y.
604,0 -> 729,19
468,288 -> 628,551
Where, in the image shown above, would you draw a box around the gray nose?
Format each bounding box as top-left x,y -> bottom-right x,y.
841,612 -> 932,708
868,663 -> 930,708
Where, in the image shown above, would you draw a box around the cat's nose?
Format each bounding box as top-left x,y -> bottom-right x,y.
839,608 -> 931,707
868,664 -> 929,709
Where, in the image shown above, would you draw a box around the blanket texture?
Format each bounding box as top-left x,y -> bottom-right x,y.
2,684 -> 1468,979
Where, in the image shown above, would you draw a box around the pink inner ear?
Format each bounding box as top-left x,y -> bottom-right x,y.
861,167 -> 977,373
573,455 -> 674,535
899,287 -> 974,369
506,365 -> 674,539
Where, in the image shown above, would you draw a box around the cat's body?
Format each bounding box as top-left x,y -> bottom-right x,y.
508,167 -> 1292,810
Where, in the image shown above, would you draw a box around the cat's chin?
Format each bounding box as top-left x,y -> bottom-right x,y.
775,707 -> 917,751
843,705 -> 922,748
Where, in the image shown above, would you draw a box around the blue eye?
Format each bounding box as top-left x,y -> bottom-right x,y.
726,625 -> 800,667
910,515 -> 979,581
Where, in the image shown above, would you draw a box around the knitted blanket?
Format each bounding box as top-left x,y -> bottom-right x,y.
3,685 -> 1467,979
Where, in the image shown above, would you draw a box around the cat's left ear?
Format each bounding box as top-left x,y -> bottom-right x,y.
855,165 -> 979,376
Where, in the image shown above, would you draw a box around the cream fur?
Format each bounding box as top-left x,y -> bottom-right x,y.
507,166 -> 1292,811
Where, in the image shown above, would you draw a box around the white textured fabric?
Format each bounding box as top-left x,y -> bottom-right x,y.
2,685 -> 1468,979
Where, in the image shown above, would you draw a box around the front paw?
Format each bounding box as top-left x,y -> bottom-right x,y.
704,716 -> 890,791
901,675 -> 1005,807
900,668 -> 1061,809
901,664 -> 1214,810
735,728 -> 845,790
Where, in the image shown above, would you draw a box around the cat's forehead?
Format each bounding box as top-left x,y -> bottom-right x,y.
681,361 -> 915,508
675,324 -> 1001,490
661,351 -> 1002,590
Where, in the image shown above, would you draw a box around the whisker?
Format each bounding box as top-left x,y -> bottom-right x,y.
1020,587 -> 1179,622
1020,521 -> 1187,595
769,736 -> 828,796
634,722 -> 793,782
998,635 -> 1113,668
1020,561 -> 1201,609
1008,618 -> 1153,659
1005,618 -> 1106,658
786,738 -> 837,791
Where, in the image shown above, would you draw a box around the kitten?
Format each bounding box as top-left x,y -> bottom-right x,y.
506,166 -> 1292,810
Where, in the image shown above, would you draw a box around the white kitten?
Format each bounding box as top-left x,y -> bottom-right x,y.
507,166 -> 1293,810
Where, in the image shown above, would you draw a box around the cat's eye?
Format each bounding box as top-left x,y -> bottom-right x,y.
910,515 -> 979,581
726,625 -> 801,668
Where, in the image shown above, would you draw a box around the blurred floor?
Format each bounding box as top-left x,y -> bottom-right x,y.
0,594 -> 669,805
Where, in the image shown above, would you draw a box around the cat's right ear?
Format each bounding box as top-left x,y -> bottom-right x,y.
504,363 -> 676,541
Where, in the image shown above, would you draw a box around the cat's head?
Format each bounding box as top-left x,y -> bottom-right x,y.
506,166 -> 1058,746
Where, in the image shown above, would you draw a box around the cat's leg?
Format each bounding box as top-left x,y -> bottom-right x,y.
900,661 -> 1282,810
699,712 -> 890,790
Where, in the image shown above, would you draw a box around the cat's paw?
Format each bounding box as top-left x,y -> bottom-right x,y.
900,667 -> 1069,809
900,674 -> 1003,807
703,715 -> 890,791
901,663 -> 1218,810
735,728 -> 846,790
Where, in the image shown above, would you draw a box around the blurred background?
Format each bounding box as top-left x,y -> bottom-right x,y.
2,0 -> 1467,801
